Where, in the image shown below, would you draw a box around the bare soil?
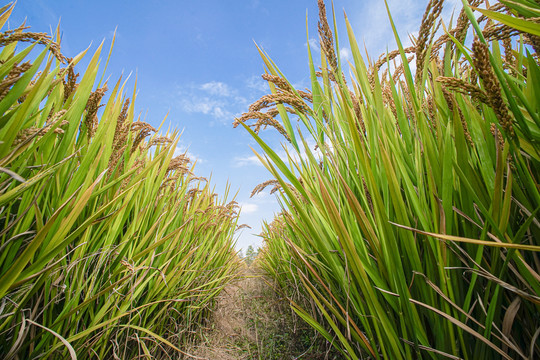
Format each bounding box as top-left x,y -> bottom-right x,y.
187,267 -> 259,360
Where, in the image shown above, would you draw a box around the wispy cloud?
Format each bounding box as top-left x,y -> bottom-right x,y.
239,203 -> 259,214
339,47 -> 352,63
179,96 -> 233,120
251,190 -> 270,200
233,154 -> 263,168
174,81 -> 249,123
245,74 -> 268,94
199,81 -> 236,96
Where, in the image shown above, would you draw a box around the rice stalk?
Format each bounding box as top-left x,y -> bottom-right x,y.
239,0 -> 540,359
0,6 -> 241,358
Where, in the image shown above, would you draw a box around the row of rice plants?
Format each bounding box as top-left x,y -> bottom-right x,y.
237,0 -> 540,358
0,4 -> 241,359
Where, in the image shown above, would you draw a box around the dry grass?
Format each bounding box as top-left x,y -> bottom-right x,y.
188,265 -> 338,360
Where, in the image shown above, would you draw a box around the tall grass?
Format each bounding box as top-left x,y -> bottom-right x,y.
0,4 -> 240,358
237,0 -> 540,358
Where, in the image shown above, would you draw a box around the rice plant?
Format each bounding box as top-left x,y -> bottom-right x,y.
0,4 -> 241,358
237,0 -> 540,358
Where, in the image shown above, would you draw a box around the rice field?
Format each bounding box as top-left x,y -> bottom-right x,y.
0,3 -> 241,358
1,0 -> 539,359
236,0 -> 540,359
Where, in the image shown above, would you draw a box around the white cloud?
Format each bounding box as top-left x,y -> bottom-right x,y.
174,81 -> 250,123
233,154 -> 264,168
339,47 -> 352,63
179,96 -> 234,121
251,190 -> 270,199
245,74 -> 268,94
200,81 -> 235,97
306,38 -> 320,52
240,203 -> 259,214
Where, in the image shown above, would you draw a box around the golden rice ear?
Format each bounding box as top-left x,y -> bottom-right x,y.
236,223 -> 252,231
317,0 -> 337,73
84,85 -> 108,140
234,87 -> 313,143
130,120 -> 156,153
0,62 -> 32,101
13,109 -> 68,146
251,179 -> 281,198
436,76 -> 489,104
62,58 -> 79,101
472,37 -> 514,137
0,24 -> 67,63
262,73 -> 293,92
415,0 -> 444,85
107,98 -> 131,177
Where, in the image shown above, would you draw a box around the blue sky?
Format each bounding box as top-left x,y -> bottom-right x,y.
9,0 -> 462,250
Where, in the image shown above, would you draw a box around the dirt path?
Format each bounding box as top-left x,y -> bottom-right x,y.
187,266 -> 331,360
188,267 -> 261,359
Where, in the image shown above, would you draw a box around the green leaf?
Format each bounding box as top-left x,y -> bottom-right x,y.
473,7 -> 540,36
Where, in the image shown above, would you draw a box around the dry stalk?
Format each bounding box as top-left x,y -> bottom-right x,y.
262,73 -> 292,93
392,55 -> 415,84
234,110 -> 292,142
147,136 -> 173,148
372,47 -> 416,75
431,0 -> 483,53
249,93 -> 310,113
187,175 -> 208,184
159,174 -> 181,194
186,188 -> 203,203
